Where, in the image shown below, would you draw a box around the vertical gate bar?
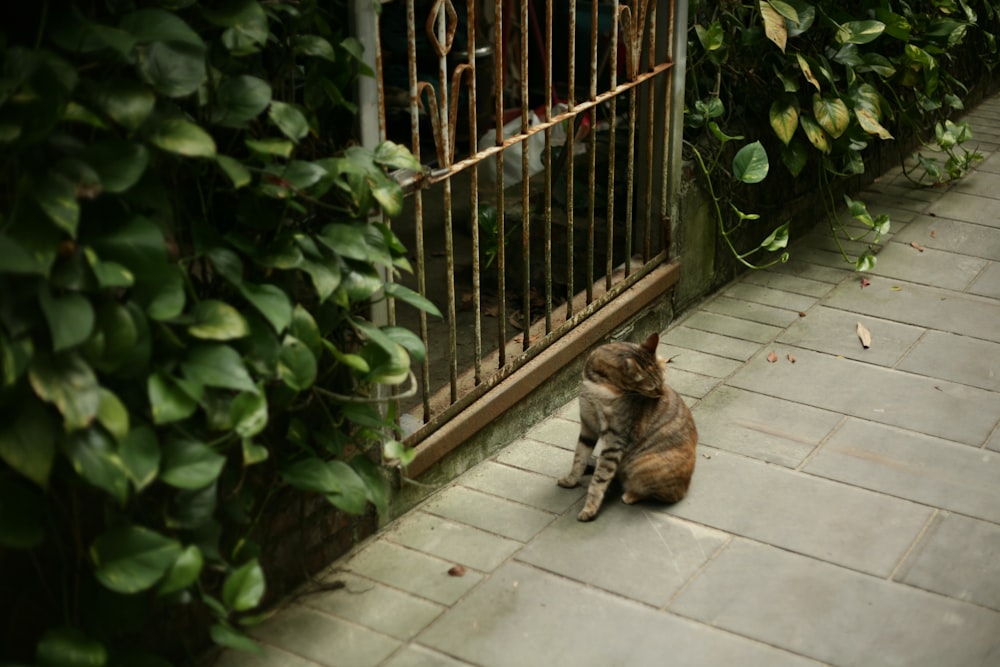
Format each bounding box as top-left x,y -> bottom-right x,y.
642,0 -> 657,262
544,0 -> 554,333
565,0 -> 577,318
520,0 -> 531,352
656,0 -> 673,252
468,0 -> 483,386
433,7 -> 460,404
494,0 -> 507,370
584,0 -> 597,303
624,85 -> 636,277
406,0 -> 432,422
605,0 -> 619,291
666,0 -> 688,257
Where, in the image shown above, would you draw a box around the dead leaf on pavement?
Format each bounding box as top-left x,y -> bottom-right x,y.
860,278 -> 871,289
787,353 -> 796,363
767,351 -> 778,363
448,565 -> 467,577
798,311 -> 807,317
930,230 -> 937,238
857,322 -> 872,349
910,241 -> 925,252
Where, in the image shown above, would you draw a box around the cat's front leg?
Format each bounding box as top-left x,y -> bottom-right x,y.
557,433 -> 596,488
577,442 -> 622,521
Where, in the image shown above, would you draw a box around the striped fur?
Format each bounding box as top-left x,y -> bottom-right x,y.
557,332 -> 697,521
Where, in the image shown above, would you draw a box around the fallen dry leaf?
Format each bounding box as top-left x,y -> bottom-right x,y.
767,351 -> 778,363
798,311 -> 807,318
861,278 -> 871,289
930,230 -> 937,238
448,565 -> 467,577
891,285 -> 902,291
857,322 -> 872,349
787,353 -> 796,363
910,241 -> 925,252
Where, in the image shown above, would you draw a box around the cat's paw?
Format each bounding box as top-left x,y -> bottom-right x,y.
621,490 -> 641,505
576,507 -> 597,521
557,476 -> 579,488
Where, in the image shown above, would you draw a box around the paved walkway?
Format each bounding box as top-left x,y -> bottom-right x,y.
218,97 -> 1000,667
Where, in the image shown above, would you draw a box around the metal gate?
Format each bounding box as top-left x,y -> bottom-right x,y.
354,0 -> 687,469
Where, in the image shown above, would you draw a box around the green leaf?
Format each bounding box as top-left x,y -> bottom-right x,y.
245,138 -> 294,158
40,289 -> 95,352
300,258 -> 341,302
182,344 -> 258,393
812,94 -> 850,139
33,171 -> 80,236
210,623 -> 263,655
836,20 -> 885,45
382,326 -> 428,364
91,525 -> 182,594
373,141 -> 422,171
383,439 -> 416,467
796,53 -> 820,91
134,41 -> 207,98
855,250 -> 877,272
759,1 -> 787,52
171,482 -> 217,531
269,101 -> 310,142
694,21 -> 725,52
223,558 -> 265,611
94,79 -> 155,132
91,302 -> 139,373
242,439 -> 269,466
281,458 -> 369,514
148,371 -> 200,424
84,249 -> 135,288
780,139 -> 808,177
289,305 -> 322,358
29,352 -> 100,431
240,283 -> 293,333
0,397 -> 56,488
97,388 -> 129,441
280,160 -> 329,189
855,107 -> 893,140
318,223 -> 369,261
230,391 -> 268,438
293,35 -> 337,61
798,114 -> 830,153
36,627 -> 107,667
326,341 -> 370,373
147,118 -> 217,157
216,155 -> 252,189
732,141 -> 769,184
211,75 -> 272,126
277,336 -> 317,390
207,247 -> 244,285
760,222 -> 790,251
384,282 -> 443,317
0,479 -> 46,549
189,300 -> 250,340
120,8 -> 204,46
160,438 -> 226,489
769,98 -> 799,145
84,141 -> 150,193
351,456 -> 388,516
1,332 -> 33,387
119,425 -> 160,491
158,545 -> 204,596
212,0 -> 269,55
137,264 -> 185,318
62,428 -> 129,504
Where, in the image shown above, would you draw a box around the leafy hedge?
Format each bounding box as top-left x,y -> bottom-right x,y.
0,1 -> 434,663
684,0 -> 1000,271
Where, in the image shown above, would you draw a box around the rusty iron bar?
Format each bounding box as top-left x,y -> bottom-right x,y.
585,0 -> 599,305
565,0 -> 577,321
605,0 -> 620,291
520,0 -> 531,353
494,0 -> 507,371
404,251 -> 671,447
642,0 -> 658,261
544,0 -> 554,334
467,0 -> 483,387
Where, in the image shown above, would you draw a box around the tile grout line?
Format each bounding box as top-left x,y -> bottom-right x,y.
886,509 -> 939,583
795,414 -> 849,474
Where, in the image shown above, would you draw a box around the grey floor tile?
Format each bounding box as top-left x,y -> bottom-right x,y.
344,540 -> 483,605
896,512 -> 1000,612
495,438 -> 574,477
523,416 -> 579,450
867,238 -> 990,290
460,461 -> 585,513
692,386 -> 842,468
555,399 -> 580,422
741,268 -> 837,297
421,485 -> 556,542
418,562 -> 823,667
385,511 -> 521,572
777,306 -> 925,366
823,276 -> 1000,343
666,449 -> 931,576
671,539 -> 1000,667
656,344 -> 745,378
805,418 -> 1000,523
381,645 -> 474,667
662,367 -> 720,399
897,330 -> 1000,391
928,191 -> 1000,227
701,295 -> 805,327
214,645 -> 321,667
892,214 -> 1000,261
682,310 -> 783,343
951,169 -> 1000,200
730,347 -> 999,446
968,261 -> 1000,298
989,426 -> 1000,452
516,501 -> 727,606
251,606 -> 400,667
661,326 -> 763,361
764,257 -> 853,284
722,281 -> 819,313
302,573 -> 444,641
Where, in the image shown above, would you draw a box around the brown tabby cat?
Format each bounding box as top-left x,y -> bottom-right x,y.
557,332 -> 697,521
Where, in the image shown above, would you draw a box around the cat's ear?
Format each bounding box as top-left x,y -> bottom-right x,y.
641,332 -> 659,352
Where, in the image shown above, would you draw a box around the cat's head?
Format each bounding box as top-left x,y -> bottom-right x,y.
587,332 -> 665,398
